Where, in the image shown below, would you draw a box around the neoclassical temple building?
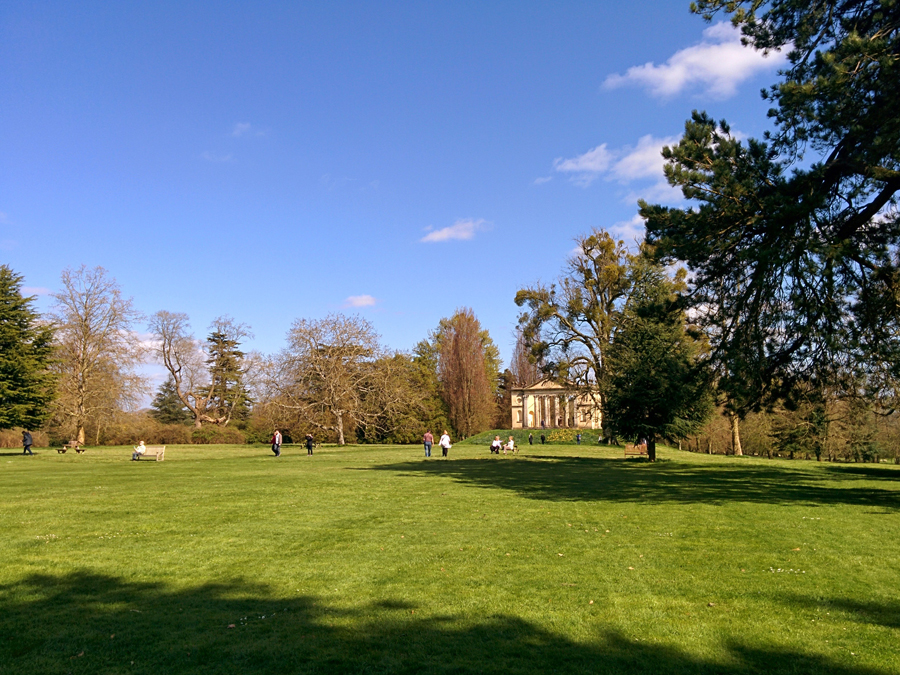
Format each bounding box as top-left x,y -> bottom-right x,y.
510,379 -> 602,429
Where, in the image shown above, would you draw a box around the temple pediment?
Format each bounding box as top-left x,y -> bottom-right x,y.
510,379 -> 602,430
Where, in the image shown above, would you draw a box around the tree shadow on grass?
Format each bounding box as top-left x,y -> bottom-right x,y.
821,465 -> 900,481
0,571 -> 891,675
361,457 -> 900,509
780,593 -> 900,631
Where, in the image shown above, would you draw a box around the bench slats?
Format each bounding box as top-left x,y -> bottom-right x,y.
135,445 -> 165,461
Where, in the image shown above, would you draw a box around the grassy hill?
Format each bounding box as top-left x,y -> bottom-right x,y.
1,442 -> 897,674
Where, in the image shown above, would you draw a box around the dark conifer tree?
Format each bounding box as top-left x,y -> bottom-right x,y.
0,266 -> 56,430
149,376 -> 191,425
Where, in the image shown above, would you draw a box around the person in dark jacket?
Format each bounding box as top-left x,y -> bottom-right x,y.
305,434 -> 314,456
22,431 -> 34,455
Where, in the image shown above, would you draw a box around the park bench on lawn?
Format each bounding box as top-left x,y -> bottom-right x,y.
57,441 -> 84,454
135,445 -> 166,461
624,443 -> 648,458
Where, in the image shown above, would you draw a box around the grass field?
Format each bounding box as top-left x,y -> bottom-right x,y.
1,441 -> 898,674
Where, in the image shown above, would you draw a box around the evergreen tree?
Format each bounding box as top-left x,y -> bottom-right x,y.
642,1 -> 900,408
0,266 -> 56,430
603,260 -> 714,461
203,325 -> 251,424
149,376 -> 191,425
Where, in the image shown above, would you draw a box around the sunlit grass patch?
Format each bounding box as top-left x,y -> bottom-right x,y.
1,443 -> 898,673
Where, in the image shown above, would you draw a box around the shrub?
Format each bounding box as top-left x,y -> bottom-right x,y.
0,428 -> 49,448
190,426 -> 246,445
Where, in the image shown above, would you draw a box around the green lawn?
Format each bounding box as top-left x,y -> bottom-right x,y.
1,442 -> 897,674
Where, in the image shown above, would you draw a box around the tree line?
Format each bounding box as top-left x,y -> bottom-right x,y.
0,264 -> 521,446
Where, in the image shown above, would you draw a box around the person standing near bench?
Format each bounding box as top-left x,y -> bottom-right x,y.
271,429 -> 282,457
22,430 -> 33,455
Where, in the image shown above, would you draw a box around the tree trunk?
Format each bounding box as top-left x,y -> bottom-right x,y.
648,437 -> 657,462
194,418 -> 202,429
336,411 -> 345,445
76,425 -> 85,445
706,438 -> 712,454
729,412 -> 743,456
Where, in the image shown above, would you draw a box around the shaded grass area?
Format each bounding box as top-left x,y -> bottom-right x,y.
1,443 -> 898,674
367,454 -> 900,509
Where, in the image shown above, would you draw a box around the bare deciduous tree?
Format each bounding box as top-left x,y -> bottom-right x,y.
271,313 -> 388,445
149,311 -> 251,428
50,266 -> 145,444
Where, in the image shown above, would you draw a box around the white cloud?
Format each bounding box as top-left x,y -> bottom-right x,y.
232,122 -> 252,137
603,22 -> 784,99
611,134 -> 680,181
345,295 -> 377,308
552,144 -> 613,185
22,286 -> 51,296
609,214 -> 646,244
420,218 -> 487,243
533,176 -> 553,185
554,134 -> 676,187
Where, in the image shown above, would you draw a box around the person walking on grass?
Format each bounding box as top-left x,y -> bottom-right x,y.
423,430 -> 433,458
305,433 -> 314,456
529,433 -> 533,445
540,433 -> 546,445
271,429 -> 282,457
22,430 -> 33,455
439,430 -> 452,458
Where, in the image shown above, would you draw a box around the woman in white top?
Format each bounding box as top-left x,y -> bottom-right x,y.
439,431 -> 452,458
505,436 -> 516,454
132,440 -> 146,461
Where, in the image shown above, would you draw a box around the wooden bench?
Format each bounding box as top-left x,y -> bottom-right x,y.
624,443 -> 648,458
58,441 -> 83,454
134,445 -> 165,461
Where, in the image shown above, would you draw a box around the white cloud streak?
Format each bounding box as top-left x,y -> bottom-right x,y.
420,218 -> 486,243
609,214 -> 647,244
554,135 -> 677,187
345,295 -> 377,308
232,122 -> 252,137
22,286 -> 51,296
604,22 -> 785,99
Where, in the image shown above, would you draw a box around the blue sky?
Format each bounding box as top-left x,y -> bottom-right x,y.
1,2 -> 785,379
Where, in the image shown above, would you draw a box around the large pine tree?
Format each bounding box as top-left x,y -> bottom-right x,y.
0,266 -> 56,430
